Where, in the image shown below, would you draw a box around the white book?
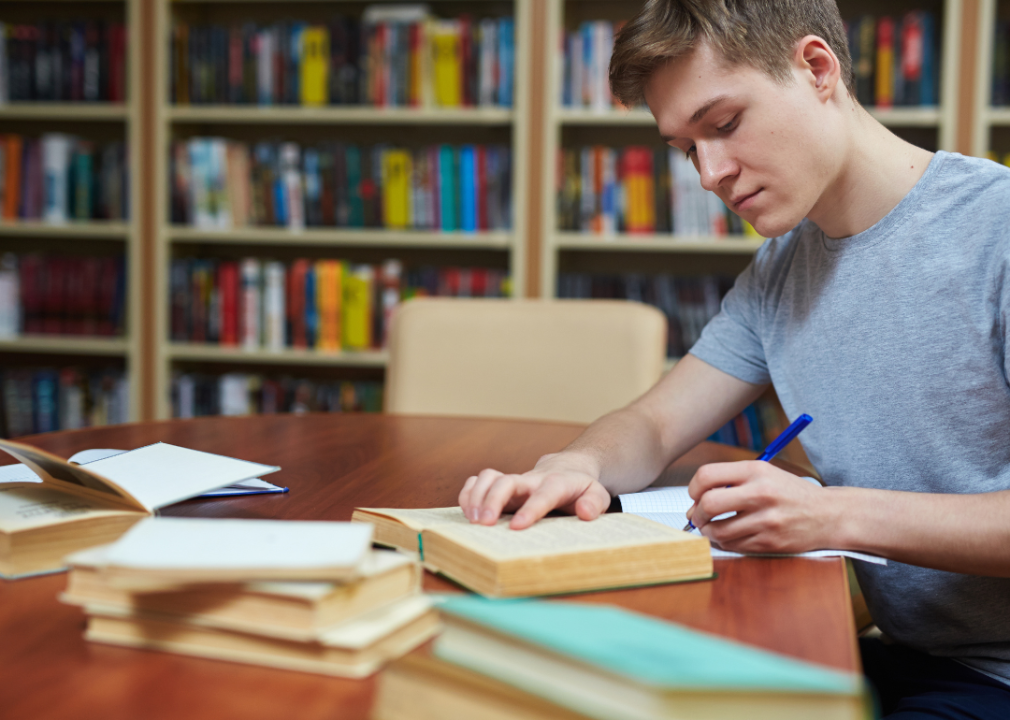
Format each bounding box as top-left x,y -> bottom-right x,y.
100,517 -> 373,584
590,21 -> 613,112
188,139 -> 214,229
175,374 -> 196,418
263,260 -> 286,351
219,373 -> 252,416
570,33 -> 584,108
42,133 -> 74,224
478,19 -> 497,107
257,29 -> 274,105
280,142 -> 304,230
0,253 -> 19,338
240,257 -> 262,350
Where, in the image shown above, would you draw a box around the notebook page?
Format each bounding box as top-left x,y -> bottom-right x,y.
85,443 -> 280,510
629,510 -> 886,565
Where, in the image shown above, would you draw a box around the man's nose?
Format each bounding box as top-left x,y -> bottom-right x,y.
695,144 -> 734,192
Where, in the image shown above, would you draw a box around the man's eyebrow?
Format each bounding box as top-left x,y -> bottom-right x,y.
659,95 -> 733,143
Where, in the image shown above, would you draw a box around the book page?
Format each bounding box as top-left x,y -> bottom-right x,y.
103,517 -> 373,571
0,439 -> 138,504
0,463 -> 42,484
428,512 -> 692,562
86,443 -> 280,511
0,485 -> 138,533
355,506 -> 468,531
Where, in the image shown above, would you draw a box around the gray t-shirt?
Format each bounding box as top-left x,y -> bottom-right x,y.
689,150 -> 1010,683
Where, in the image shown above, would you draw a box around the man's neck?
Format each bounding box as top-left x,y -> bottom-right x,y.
808,108 -> 935,240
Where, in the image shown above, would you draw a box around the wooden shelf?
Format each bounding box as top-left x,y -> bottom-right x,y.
556,108 -> 655,125
985,107 -> 1010,126
168,344 -> 389,367
0,221 -> 131,239
0,336 -> 129,356
554,232 -> 764,254
865,107 -> 942,127
168,226 -> 514,249
0,103 -> 129,120
166,105 -> 514,125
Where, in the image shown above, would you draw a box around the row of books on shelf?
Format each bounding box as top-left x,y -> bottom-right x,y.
710,398 -> 784,453
171,10 -> 513,109
559,20 -> 622,111
172,371 -> 383,419
0,134 -> 128,224
992,20 -> 1010,105
557,272 -> 730,359
172,139 -> 512,233
0,254 -> 127,339
170,257 -> 509,352
844,12 -> 939,108
0,20 -> 128,104
0,366 -> 128,438
557,146 -> 751,237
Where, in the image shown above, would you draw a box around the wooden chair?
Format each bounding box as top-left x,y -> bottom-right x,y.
385,298 -> 668,424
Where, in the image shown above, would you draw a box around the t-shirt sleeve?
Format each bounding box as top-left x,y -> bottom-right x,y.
688,250 -> 772,386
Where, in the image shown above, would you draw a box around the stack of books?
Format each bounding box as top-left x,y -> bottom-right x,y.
373,597 -> 870,720
60,517 -> 439,677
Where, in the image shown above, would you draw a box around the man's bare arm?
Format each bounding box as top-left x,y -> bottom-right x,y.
458,354 -> 767,529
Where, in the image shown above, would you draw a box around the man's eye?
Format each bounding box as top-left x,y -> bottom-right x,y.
718,117 -> 738,133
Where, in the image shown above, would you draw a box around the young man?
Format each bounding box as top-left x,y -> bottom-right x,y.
458,1 -> 1010,717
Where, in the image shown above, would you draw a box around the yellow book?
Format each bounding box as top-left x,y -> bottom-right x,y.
430,20 -> 461,107
316,259 -> 342,351
742,221 -> 763,238
300,27 -> 330,106
383,150 -> 412,229
342,264 -> 374,350
1002,153 -> 1010,169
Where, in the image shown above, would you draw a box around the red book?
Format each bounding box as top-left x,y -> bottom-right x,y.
43,257 -> 65,335
470,267 -> 488,297
408,23 -> 421,107
476,146 -> 488,231
80,257 -> 101,336
219,261 -> 239,346
288,259 -> 309,349
229,25 -> 243,102
64,257 -> 85,335
459,16 -> 473,106
96,257 -> 119,336
19,254 -> 41,334
107,24 -> 126,103
375,24 -> 387,107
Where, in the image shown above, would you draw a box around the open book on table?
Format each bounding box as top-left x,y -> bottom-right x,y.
0,438 -> 281,579
351,506 -> 713,598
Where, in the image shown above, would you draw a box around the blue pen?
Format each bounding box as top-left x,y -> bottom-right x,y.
682,413 -> 813,532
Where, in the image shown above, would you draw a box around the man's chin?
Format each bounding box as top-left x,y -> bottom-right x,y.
749,213 -> 803,239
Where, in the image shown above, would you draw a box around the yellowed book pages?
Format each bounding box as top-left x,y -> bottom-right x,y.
84,594 -> 440,678
352,506 -> 712,597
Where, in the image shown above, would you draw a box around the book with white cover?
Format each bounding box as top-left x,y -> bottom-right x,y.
99,517 -> 373,586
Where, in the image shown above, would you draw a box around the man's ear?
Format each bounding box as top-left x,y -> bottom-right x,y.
793,34 -> 841,103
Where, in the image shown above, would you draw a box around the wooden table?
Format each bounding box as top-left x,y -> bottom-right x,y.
0,414 -> 859,720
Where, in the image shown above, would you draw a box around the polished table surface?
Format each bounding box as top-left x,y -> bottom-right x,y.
0,415 -> 859,720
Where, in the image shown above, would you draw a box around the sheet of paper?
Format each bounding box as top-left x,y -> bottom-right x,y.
85,443 -> 280,511
0,463 -> 43,484
628,508 -> 887,565
104,517 -> 373,571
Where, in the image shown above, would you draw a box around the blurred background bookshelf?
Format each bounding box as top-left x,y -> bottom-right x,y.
152,0 -> 531,419
0,0 -> 141,436
0,0 -> 1001,440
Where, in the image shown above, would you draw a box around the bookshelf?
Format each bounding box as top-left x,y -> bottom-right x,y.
151,0 -> 532,419
0,0 -> 142,434
540,0 -> 964,301
972,0 -> 1010,157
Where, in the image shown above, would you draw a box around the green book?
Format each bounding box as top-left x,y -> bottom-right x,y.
434,597 -> 872,720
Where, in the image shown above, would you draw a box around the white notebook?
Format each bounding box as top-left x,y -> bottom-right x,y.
618,485 -> 886,565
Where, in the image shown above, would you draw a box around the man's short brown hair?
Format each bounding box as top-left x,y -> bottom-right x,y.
610,0 -> 854,107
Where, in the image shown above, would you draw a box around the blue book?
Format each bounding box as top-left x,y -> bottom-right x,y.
460,145 -> 477,232
498,18 -> 514,107
439,144 -> 457,232
346,144 -> 364,227
33,371 -> 59,434
435,598 -> 867,720
304,265 -> 318,348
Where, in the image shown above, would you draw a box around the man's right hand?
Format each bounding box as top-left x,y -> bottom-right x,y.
458,452 -> 612,530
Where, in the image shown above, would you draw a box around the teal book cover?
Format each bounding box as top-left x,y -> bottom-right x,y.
436,597 -> 862,696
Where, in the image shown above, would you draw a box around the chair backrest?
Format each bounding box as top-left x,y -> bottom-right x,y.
385,298 -> 668,423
